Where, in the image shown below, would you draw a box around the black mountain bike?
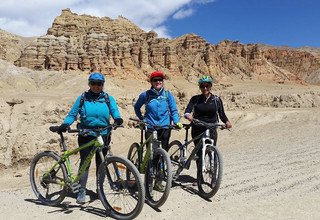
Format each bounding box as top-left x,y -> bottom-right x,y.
168,119 -> 225,199
30,124 -> 145,220
127,118 -> 173,208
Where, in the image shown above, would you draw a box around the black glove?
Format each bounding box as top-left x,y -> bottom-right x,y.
114,118 -> 123,126
58,123 -> 70,132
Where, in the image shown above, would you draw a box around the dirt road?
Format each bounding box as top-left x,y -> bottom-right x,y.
1,108 -> 319,219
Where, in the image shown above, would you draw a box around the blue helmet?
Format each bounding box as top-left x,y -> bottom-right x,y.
88,72 -> 105,82
198,75 -> 213,85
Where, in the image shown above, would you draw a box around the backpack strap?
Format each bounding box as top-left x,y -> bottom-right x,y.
145,89 -> 169,105
78,92 -> 111,114
104,93 -> 110,105
212,95 -> 221,122
78,92 -> 86,114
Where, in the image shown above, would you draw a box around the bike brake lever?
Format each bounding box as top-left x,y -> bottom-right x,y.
114,125 -> 124,130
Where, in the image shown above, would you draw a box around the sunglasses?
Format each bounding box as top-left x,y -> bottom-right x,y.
200,83 -> 211,89
152,78 -> 163,82
90,81 -> 104,86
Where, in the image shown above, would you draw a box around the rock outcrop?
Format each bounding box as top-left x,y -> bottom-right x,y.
13,9 -> 320,84
0,29 -> 33,63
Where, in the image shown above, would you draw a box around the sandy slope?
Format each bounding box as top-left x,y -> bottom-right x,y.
1,59 -> 320,219
0,107 -> 319,220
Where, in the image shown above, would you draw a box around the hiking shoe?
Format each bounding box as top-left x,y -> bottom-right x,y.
153,180 -> 165,192
76,188 -> 87,204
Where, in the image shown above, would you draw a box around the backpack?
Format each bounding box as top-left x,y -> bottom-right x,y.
145,89 -> 172,119
78,92 -> 110,114
145,89 -> 169,105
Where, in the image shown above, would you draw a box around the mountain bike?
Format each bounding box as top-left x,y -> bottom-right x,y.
127,118 -> 173,208
29,124 -> 145,220
167,119 -> 225,199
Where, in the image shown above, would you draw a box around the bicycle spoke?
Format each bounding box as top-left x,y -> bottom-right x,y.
97,156 -> 144,219
30,151 -> 67,205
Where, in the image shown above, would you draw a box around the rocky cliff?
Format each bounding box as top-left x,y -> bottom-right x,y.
0,29 -> 33,63
13,9 -> 320,84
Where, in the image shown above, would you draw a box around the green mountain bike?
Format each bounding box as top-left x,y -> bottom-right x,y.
29,124 -> 145,220
127,118 -> 173,208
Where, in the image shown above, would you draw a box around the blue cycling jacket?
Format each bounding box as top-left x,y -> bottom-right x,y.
63,90 -> 121,136
134,87 -> 180,128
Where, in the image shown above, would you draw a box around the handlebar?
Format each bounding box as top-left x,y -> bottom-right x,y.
129,117 -> 178,130
49,123 -> 123,135
192,119 -> 227,130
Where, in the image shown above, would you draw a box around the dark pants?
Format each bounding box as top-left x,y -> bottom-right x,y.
145,128 -> 171,151
77,135 -> 111,189
191,125 -> 217,176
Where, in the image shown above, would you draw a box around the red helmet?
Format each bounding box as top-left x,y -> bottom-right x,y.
149,71 -> 164,81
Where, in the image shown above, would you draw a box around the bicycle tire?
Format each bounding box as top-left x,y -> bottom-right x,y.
145,148 -> 172,208
197,146 -> 223,199
167,140 -> 183,176
97,156 -> 145,220
29,151 -> 68,206
127,143 -> 141,173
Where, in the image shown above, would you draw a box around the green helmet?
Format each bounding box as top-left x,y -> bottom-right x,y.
198,75 -> 213,84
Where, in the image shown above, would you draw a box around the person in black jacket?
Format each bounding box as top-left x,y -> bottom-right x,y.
184,75 -> 232,184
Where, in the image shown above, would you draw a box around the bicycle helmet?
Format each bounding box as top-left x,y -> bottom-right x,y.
149,71 -> 164,81
88,72 -> 105,82
198,75 -> 213,85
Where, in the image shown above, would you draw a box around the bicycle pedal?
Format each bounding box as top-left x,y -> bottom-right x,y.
70,183 -> 81,193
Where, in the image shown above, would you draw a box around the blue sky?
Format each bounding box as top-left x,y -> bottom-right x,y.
166,0 -> 320,47
0,0 -> 319,48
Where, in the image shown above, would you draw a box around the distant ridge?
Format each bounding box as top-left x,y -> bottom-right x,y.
0,8 -> 319,84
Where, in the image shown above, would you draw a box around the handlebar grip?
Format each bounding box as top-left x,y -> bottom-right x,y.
49,126 -> 60,133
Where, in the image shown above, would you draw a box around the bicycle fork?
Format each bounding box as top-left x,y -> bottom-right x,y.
201,130 -> 214,173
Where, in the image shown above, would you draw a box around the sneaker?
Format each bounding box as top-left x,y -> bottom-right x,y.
76,188 -> 87,204
153,180 -> 165,192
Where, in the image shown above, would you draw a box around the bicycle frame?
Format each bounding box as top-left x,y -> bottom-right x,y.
44,134 -> 107,188
136,127 -> 161,173
176,128 -> 214,174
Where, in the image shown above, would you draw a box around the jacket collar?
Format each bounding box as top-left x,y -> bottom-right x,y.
150,87 -> 164,95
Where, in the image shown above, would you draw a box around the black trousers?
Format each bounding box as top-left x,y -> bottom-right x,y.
77,135 -> 111,189
191,125 -> 217,175
145,128 -> 171,151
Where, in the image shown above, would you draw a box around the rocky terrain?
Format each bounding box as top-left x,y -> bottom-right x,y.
12,8 -> 320,84
0,7 -> 320,169
0,8 -> 320,220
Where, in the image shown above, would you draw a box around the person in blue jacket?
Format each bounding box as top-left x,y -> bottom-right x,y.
134,71 -> 182,151
58,72 -> 123,204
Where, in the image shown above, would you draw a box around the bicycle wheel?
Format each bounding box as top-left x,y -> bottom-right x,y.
197,146 -> 223,199
167,140 -> 183,176
30,151 -> 68,206
145,148 -> 172,208
97,156 -> 145,220
127,143 -> 141,173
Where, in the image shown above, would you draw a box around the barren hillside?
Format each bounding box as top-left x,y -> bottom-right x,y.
3,8 -> 318,84
0,8 -> 320,220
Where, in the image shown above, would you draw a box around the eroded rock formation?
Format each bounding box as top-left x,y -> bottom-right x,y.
12,9 -> 320,84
